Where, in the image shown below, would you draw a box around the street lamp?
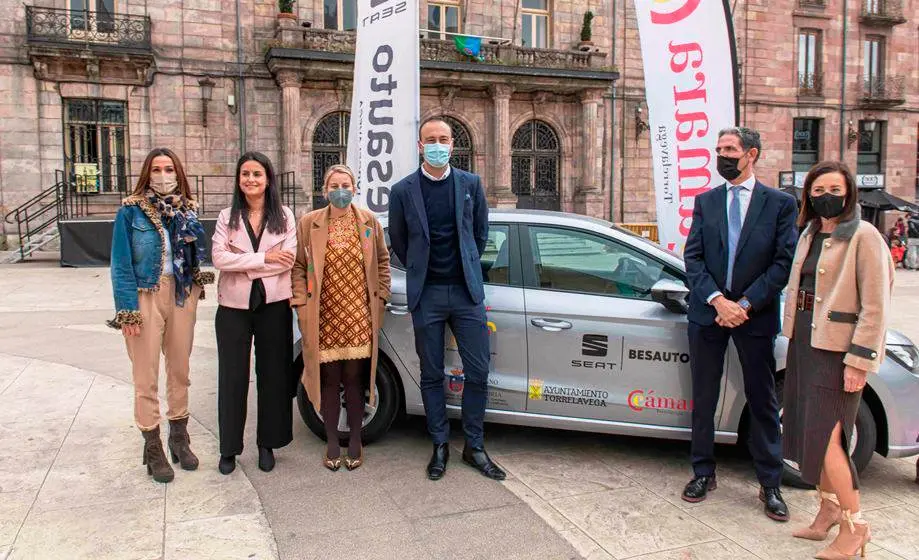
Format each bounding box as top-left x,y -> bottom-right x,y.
634,105 -> 650,140
198,77 -> 216,128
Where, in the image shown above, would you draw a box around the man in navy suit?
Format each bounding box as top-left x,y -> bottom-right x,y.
682,127 -> 798,521
388,117 -> 505,481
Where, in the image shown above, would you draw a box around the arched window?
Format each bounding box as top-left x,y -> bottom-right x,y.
312,111 -> 350,209
511,120 -> 560,210
418,115 -> 474,172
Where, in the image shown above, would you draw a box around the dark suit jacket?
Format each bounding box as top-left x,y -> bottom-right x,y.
388,168 -> 489,311
684,180 -> 798,336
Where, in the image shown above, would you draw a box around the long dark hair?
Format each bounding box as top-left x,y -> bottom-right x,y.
132,148 -> 194,199
797,160 -> 859,229
229,151 -> 287,234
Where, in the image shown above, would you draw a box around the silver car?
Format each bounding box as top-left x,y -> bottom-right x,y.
294,209 -> 919,486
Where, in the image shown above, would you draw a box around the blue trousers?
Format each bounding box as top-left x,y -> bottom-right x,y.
688,322 -> 784,488
411,283 -> 490,448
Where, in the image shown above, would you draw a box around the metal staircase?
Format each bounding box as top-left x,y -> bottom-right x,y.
2,179 -> 64,263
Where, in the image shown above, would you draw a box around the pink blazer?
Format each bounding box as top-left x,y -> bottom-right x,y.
211,206 -> 297,310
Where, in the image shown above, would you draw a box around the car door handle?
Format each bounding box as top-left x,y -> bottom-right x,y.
385,303 -> 409,316
530,318 -> 572,332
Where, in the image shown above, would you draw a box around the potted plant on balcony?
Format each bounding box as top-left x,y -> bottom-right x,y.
578,11 -> 594,51
278,0 -> 296,20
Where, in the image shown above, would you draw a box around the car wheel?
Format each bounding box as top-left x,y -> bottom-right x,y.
295,354 -> 401,445
776,377 -> 878,489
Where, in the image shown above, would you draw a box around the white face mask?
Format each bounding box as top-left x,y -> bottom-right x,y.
150,174 -> 178,195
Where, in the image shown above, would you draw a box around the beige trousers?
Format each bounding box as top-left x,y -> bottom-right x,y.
124,276 -> 200,431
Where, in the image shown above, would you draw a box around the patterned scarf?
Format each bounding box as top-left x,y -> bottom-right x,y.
146,191 -> 207,307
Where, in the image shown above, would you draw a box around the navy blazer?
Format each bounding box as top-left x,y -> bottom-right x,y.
388,168 -> 489,311
684,181 -> 798,336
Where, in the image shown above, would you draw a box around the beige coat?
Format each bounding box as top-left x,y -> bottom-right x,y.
291,205 -> 391,412
782,211 -> 894,373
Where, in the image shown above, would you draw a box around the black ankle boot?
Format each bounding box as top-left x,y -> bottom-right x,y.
218,455 -> 236,475
258,447 -> 275,472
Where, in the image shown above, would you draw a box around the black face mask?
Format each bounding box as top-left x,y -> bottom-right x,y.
717,155 -> 744,182
810,193 -> 846,219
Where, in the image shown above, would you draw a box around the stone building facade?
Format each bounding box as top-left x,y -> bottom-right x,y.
612,0 -> 919,223
1,0 -> 916,237
0,0 -> 616,232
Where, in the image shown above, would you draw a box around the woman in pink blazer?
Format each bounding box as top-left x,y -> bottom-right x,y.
211,152 -> 297,475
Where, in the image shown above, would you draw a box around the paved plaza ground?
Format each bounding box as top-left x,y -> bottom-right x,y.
0,260 -> 917,560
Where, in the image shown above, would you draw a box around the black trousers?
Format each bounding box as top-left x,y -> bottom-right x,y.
216,301 -> 294,457
688,322 -> 784,488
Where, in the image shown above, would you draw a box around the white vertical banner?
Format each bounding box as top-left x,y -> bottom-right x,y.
347,0 -> 420,215
632,0 -> 739,253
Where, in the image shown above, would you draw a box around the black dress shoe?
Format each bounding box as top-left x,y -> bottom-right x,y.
462,445 -> 506,481
681,475 -> 717,503
427,443 -> 449,480
218,455 -> 236,475
760,486 -> 789,522
258,447 -> 275,472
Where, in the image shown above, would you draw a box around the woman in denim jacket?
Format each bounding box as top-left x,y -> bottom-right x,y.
108,148 -> 214,484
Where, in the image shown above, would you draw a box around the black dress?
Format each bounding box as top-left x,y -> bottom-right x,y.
783,232 -> 862,489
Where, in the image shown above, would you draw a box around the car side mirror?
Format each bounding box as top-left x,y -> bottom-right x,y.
651,279 -> 689,314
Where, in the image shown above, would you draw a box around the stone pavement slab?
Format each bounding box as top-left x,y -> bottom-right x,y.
2,265 -> 919,559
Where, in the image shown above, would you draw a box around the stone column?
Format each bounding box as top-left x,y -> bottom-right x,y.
489,83 -> 516,208
576,89 -> 605,217
277,69 -> 302,178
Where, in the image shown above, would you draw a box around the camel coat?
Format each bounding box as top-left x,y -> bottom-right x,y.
291,204 -> 391,412
782,211 -> 894,373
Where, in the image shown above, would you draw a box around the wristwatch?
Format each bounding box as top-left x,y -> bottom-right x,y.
738,298 -> 752,312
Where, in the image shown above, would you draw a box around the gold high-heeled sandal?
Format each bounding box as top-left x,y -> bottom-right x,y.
793,487 -> 842,541
323,454 -> 342,472
344,449 -> 363,471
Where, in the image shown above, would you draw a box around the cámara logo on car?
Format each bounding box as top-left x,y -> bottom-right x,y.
628,389 -> 693,414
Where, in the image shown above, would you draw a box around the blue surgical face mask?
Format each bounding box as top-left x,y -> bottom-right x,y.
422,142 -> 451,168
328,188 -> 353,209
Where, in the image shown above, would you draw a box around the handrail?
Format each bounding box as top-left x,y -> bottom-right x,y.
4,183 -> 60,225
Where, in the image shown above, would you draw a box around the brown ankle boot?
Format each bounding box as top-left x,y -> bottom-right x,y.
168,417 -> 199,471
142,427 -> 175,483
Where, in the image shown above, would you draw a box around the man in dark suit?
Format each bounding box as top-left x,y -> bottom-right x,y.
388,116 -> 505,481
682,127 -> 798,521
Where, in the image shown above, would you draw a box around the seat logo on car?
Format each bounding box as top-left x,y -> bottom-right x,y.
582,334 -> 608,357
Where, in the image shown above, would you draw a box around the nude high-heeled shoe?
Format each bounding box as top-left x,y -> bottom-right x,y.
814,510 -> 871,560
793,487 -> 843,541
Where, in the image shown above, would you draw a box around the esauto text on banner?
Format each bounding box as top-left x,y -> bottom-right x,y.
347,0 -> 420,215
633,0 -> 739,253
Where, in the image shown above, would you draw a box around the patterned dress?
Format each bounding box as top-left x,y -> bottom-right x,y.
318,211 -> 373,363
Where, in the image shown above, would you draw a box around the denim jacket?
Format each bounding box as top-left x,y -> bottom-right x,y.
109,196 -> 212,328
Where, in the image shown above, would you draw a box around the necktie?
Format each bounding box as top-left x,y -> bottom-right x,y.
726,186 -> 743,292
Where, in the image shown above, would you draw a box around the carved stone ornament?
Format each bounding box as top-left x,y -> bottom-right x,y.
439,86 -> 459,110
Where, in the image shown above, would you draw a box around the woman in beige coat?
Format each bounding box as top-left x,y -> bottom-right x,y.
782,161 -> 893,559
291,164 -> 391,471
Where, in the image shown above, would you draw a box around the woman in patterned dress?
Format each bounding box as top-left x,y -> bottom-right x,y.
291,164 -> 391,471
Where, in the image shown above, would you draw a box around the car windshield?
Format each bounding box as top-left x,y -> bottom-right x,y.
610,224 -> 683,260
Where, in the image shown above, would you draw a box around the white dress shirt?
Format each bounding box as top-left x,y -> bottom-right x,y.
708,174 -> 757,304
420,164 -> 452,182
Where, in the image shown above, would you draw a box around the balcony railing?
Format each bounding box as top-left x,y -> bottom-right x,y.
860,76 -> 906,105
859,0 -> 907,25
290,28 -> 606,70
797,72 -> 824,97
25,6 -> 152,50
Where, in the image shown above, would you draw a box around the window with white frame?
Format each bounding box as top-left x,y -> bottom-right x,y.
427,1 -> 461,40
520,0 -> 549,48
324,0 -> 357,31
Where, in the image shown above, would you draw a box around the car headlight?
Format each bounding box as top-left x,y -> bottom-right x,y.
887,343 -> 919,373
